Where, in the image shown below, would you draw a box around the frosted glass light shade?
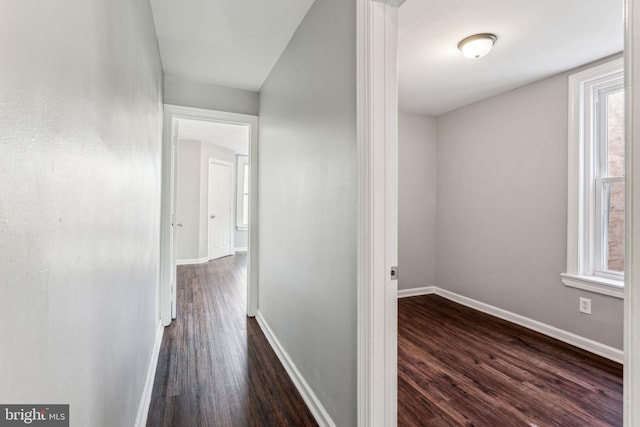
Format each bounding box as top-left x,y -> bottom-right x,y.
458,33 -> 497,59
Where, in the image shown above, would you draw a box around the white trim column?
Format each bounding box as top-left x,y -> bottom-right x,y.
159,110 -> 176,325
625,0 -> 640,424
357,1 -> 403,426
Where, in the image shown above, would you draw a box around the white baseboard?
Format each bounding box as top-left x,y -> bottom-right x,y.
398,286 -> 624,364
397,286 -> 434,298
134,322 -> 164,427
255,311 -> 336,427
176,257 -> 209,266
234,247 -> 248,252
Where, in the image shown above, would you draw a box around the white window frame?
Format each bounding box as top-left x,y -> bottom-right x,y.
562,57 -> 625,298
236,155 -> 249,230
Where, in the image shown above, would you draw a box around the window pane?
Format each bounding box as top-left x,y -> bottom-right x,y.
604,181 -> 625,272
243,164 -> 249,194
607,90 -> 625,177
242,194 -> 249,225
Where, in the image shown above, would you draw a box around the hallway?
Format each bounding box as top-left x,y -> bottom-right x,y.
146,254 -> 317,426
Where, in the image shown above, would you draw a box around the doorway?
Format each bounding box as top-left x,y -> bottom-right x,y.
160,105 -> 259,325
387,0 -> 639,425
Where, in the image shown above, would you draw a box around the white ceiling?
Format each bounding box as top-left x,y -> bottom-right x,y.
178,119 -> 249,155
149,0 -> 315,91
399,0 -> 624,116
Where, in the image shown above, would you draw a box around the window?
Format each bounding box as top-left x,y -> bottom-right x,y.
236,155 -> 249,229
562,58 -> 625,298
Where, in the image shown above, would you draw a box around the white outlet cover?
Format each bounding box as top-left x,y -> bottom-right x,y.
579,297 -> 592,314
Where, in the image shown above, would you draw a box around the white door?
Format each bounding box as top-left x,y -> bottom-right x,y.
208,159 -> 233,260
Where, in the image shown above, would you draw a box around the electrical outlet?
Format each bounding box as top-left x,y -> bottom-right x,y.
579,297 -> 592,315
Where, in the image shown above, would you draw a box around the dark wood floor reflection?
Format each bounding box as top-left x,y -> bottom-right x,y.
146,254 -> 317,427
398,295 -> 623,427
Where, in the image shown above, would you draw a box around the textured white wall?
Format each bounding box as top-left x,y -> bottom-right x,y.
258,0 -> 357,424
0,0 -> 164,425
164,75 -> 259,116
436,59 -> 623,349
235,228 -> 248,250
398,112 -> 437,290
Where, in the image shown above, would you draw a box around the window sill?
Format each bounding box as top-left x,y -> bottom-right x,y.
236,226 -> 248,231
561,273 -> 624,299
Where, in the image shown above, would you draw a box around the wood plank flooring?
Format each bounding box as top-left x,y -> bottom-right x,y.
147,255 -> 622,426
146,254 -> 317,427
398,294 -> 623,427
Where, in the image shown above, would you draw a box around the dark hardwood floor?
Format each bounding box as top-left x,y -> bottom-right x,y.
146,253 -> 317,427
147,256 -> 622,426
398,294 -> 623,427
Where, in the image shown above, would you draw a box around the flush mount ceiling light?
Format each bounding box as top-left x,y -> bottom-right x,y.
457,33 -> 497,59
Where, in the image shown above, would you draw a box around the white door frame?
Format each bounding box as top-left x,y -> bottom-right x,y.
159,112 -> 178,325
356,0 -> 403,426
160,105 -> 259,324
625,0 -> 640,424
207,158 -> 234,260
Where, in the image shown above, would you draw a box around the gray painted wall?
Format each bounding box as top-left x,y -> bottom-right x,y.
435,63 -> 624,349
0,0 -> 164,425
176,140 -> 238,261
165,75 -> 260,116
398,112 -> 437,290
235,224 -> 249,249
176,140 -> 202,260
258,0 -> 357,424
